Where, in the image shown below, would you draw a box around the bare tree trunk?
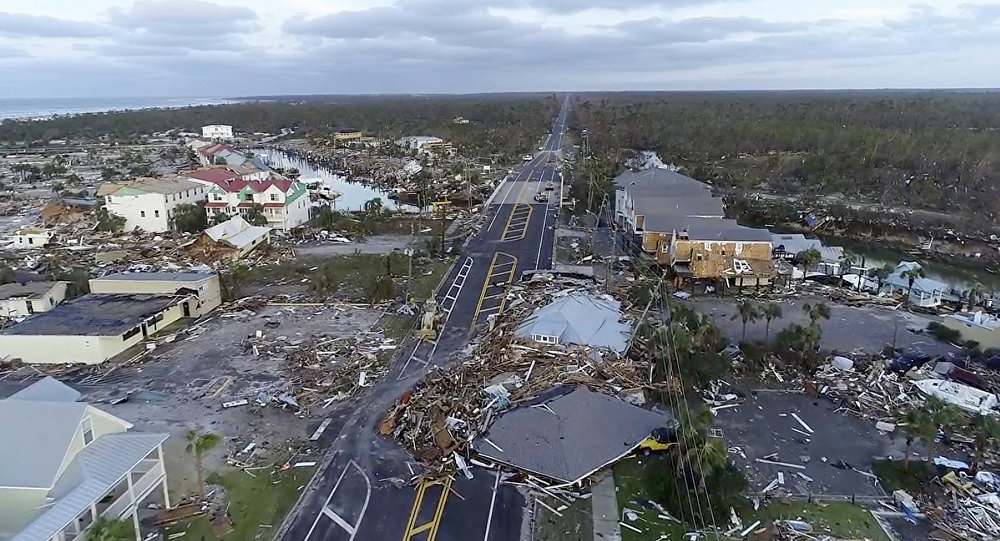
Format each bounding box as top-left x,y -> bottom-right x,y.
196,452 -> 205,499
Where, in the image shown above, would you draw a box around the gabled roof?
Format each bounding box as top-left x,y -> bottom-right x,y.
185,167 -> 241,184
203,216 -> 271,250
515,292 -> 631,353
0,281 -> 63,301
7,376 -> 81,403
885,261 -> 949,294
0,377 -> 92,490
473,386 -> 669,484
198,143 -> 235,157
12,432 -> 167,541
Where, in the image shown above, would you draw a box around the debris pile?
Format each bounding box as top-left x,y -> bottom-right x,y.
381,275 -> 656,479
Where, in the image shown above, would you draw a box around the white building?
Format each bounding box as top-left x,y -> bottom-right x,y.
12,228 -> 54,249
98,177 -> 208,233
201,124 -> 233,140
0,281 -> 68,318
0,377 -> 170,541
0,272 -> 220,365
185,170 -> 310,231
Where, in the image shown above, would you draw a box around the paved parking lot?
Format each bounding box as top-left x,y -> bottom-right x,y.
714,389 -> 909,497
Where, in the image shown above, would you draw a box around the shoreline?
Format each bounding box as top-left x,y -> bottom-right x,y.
0,98 -> 244,122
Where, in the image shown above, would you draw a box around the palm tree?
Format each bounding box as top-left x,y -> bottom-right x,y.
762,302 -> 782,342
795,248 -> 822,281
840,250 -> 857,279
924,397 -> 962,470
872,263 -> 894,294
678,438 -> 728,488
802,302 -> 831,326
901,266 -> 927,305
731,299 -> 760,343
970,414 -> 1000,474
967,282 -> 985,312
86,517 -> 133,541
185,430 -> 221,499
899,406 -> 934,472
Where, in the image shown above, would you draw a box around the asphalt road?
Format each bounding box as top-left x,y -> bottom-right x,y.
278,97 -> 572,541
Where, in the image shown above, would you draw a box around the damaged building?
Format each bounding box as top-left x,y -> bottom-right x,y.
514,292 -> 631,352
0,272 -> 220,364
189,215 -> 271,262
473,386 -> 670,486
613,167 -> 775,289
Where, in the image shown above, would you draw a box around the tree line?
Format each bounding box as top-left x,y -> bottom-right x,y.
0,95 -> 560,163
571,90 -> 1000,218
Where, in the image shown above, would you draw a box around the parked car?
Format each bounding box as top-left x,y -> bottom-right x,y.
544,181 -> 555,191
533,192 -> 548,202
636,427 -> 678,455
522,154 -> 533,161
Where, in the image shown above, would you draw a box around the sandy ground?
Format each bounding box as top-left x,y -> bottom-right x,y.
3,304 -> 384,502
296,234 -> 413,257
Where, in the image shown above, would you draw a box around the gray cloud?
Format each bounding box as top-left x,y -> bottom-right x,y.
2,1 -> 1000,97
0,12 -> 110,38
103,0 -> 262,55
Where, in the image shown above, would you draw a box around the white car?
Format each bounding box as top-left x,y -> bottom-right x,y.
523,154 -> 533,161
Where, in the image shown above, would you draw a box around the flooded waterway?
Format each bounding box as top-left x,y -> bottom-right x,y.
252,148 -> 420,212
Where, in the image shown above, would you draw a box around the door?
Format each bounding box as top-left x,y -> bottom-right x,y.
25,300 -> 34,314
182,302 -> 191,318
141,323 -> 148,339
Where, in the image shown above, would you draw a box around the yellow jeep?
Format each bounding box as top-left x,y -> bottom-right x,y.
637,427 -> 678,456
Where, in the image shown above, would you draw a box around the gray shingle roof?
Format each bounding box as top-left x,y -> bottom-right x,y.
95,271 -> 214,282
0,281 -> 62,301
473,386 -> 670,484
515,293 -> 632,353
1,294 -> 180,336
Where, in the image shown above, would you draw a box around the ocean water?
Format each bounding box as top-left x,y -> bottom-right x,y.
0,97 -> 240,121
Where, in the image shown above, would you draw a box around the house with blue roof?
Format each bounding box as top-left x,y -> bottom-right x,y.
881,261 -> 947,307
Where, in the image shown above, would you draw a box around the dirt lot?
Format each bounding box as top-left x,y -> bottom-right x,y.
2,304 -> 383,500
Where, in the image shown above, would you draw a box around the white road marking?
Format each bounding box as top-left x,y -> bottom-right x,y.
482,471 -> 501,541
535,168 -> 553,270
304,459 -> 371,541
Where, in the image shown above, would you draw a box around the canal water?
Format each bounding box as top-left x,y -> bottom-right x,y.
821,236 -> 1000,292
252,148 -> 418,212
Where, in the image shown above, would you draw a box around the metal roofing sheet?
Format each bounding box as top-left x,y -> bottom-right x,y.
12,432 -> 168,541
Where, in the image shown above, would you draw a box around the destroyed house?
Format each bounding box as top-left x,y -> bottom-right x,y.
473,386 -> 670,485
190,215 -> 271,262
881,262 -> 946,308
0,294 -> 190,365
669,221 -> 774,288
0,377 -> 169,541
0,281 -> 68,318
515,293 -> 631,353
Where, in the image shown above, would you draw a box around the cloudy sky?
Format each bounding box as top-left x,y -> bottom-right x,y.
0,0 -> 998,98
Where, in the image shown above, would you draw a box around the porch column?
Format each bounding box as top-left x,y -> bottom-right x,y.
158,443 -> 171,508
131,509 -> 141,541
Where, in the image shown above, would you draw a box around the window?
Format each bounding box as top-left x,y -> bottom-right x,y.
123,326 -> 141,340
154,210 -> 160,218
270,193 -> 278,201
28,237 -> 33,245
140,210 -> 146,218
25,300 -> 34,314
49,297 -> 54,306
82,417 -> 94,445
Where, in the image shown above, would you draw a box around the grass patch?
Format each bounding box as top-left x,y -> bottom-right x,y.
613,457 -> 889,541
872,459 -> 933,494
534,495 -> 594,541
163,466 -> 312,541
757,501 -> 889,541
613,457 -> 688,541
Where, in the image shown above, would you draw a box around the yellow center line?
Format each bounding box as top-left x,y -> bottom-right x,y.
426,477 -> 453,541
470,252 -> 519,331
402,480 -> 431,540
400,478 -> 454,541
